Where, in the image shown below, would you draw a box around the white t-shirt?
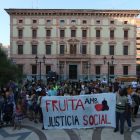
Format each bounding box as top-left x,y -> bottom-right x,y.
132,81 -> 137,88
102,80 -> 107,84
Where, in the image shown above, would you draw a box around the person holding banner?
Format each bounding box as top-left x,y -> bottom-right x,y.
48,84 -> 57,96
114,88 -> 129,134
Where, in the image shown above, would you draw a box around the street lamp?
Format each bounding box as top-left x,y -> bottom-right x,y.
84,61 -> 91,80
35,55 -> 46,84
103,56 -> 114,85
57,60 -> 64,83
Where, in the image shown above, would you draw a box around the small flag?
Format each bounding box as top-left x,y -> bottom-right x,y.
80,43 -> 82,54
65,43 -> 67,53
73,38 -> 74,46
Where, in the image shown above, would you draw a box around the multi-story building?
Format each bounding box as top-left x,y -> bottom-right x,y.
5,9 -> 140,82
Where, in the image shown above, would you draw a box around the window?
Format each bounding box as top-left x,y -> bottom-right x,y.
110,66 -> 114,75
71,30 -> 76,37
33,20 -> 37,23
110,46 -> 114,55
47,20 -> 51,24
96,66 -> 100,75
60,45 -> 65,54
18,65 -> 23,73
124,21 -> 128,24
46,65 -> 51,74
124,46 -> 128,55
19,20 -> 23,23
32,30 -> 37,39
46,45 -> 51,54
110,30 -> 114,38
137,27 -> 140,30
137,48 -> 140,50
83,20 -> 86,24
60,30 -> 64,37
137,37 -> 140,40
124,30 -> 128,39
60,20 -> 65,24
32,45 -> 37,54
71,20 -> 76,24
32,65 -> 37,74
18,45 -> 23,54
137,58 -> 140,61
82,30 -> 87,37
137,43 -> 140,45
18,30 -> 23,39
46,30 -> 51,37
96,45 -> 100,55
110,21 -> 114,24
96,21 -> 100,24
96,30 -> 100,38
82,45 -> 86,54
123,66 -> 128,75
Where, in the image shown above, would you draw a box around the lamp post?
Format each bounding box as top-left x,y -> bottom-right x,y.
57,60 -> 64,83
84,61 -> 91,80
35,55 -> 46,84
103,56 -> 114,85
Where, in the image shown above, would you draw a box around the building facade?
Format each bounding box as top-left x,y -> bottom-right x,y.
5,9 -> 140,82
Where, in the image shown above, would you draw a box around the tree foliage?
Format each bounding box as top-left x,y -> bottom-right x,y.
137,63 -> 140,71
0,47 -> 26,85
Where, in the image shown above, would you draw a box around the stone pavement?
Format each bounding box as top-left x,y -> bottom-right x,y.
0,114 -> 140,140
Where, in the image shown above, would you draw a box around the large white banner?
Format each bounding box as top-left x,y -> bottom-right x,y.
41,93 -> 116,129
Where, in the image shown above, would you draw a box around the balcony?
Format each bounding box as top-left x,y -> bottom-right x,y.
110,37 -> 114,40
96,37 -> 100,40
82,37 -> 87,40
18,36 -> 22,39
57,54 -> 90,59
46,36 -> 51,39
124,37 -> 128,40
60,37 -> 64,40
32,36 -> 37,39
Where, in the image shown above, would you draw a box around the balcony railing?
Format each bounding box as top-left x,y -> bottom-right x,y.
32,36 -> 37,39
96,37 -> 100,40
124,37 -> 128,40
18,36 -> 22,39
46,36 -> 51,39
82,37 -> 87,40
57,54 -> 90,58
60,37 -> 64,39
110,37 -> 114,40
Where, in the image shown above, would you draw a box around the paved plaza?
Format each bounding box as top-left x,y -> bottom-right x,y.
0,113 -> 140,140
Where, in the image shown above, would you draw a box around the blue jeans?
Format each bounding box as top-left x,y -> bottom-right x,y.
126,110 -> 131,127
116,111 -> 125,131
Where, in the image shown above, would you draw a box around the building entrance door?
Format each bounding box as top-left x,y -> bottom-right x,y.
69,65 -> 77,79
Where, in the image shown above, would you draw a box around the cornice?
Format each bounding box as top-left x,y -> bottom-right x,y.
30,40 -> 39,44
44,41 -> 53,44
122,41 -> 131,45
94,41 -> 103,45
123,27 -> 130,30
81,41 -> 88,44
44,26 -> 53,29
108,27 -> 116,30
67,38 -> 79,42
5,9 -> 140,18
108,41 -> 117,44
95,27 -> 102,30
16,40 -> 25,44
30,26 -> 38,29
69,26 -> 78,29
81,26 -> 89,29
59,41 -> 66,44
59,26 -> 66,29
16,25 -> 24,29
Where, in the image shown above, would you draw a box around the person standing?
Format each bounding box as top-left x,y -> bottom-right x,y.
102,78 -> 107,85
114,89 -> 129,134
113,79 -> 119,93
108,79 -> 113,92
132,80 -> 137,91
48,84 -> 57,96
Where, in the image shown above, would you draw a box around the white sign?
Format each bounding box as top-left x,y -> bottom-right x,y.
41,93 -> 116,129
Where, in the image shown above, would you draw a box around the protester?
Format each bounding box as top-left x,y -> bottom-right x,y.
59,89 -> 64,96
48,84 -> 57,96
120,81 -> 125,89
132,80 -> 137,91
0,91 -> 5,121
113,79 -> 119,92
7,80 -> 16,93
114,88 -> 129,134
102,78 -> 107,84
64,87 -> 70,96
108,79 -> 113,92
72,89 -> 77,96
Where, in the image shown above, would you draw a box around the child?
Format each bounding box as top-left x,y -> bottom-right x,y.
114,88 -> 129,134
13,100 -> 24,130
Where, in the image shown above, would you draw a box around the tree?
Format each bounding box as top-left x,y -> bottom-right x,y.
137,63 -> 140,71
0,47 -> 26,85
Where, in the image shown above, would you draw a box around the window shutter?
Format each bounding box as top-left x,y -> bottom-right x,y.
60,45 -> 64,54
123,66 -> 128,75
110,66 -> 114,75
46,45 -> 51,54
82,45 -> 86,54
124,31 -> 128,37
96,66 -> 100,75
18,45 -> 23,54
32,45 -> 37,54
110,46 -> 114,55
46,30 -> 51,37
96,45 -> 100,55
60,30 -> 64,37
96,30 -> 100,37
71,30 -> 76,37
33,30 -> 37,38
32,65 -> 37,74
110,30 -> 114,37
82,30 -> 87,37
46,65 -> 51,74
124,46 -> 128,55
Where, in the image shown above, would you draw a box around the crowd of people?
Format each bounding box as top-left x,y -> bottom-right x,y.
0,78 -> 140,133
